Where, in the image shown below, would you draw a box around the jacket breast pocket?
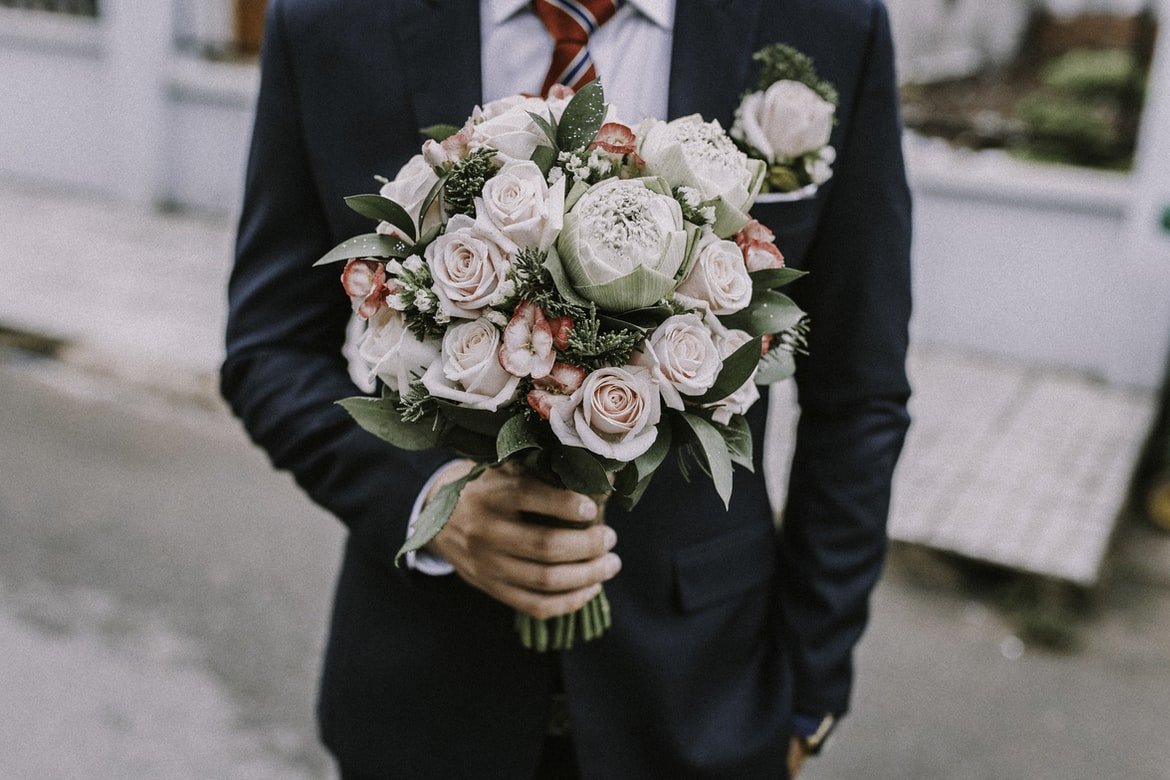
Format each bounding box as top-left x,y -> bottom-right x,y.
749,195 -> 823,269
673,524 -> 777,613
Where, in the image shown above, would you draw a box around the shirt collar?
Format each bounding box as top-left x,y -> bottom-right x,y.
489,0 -> 675,30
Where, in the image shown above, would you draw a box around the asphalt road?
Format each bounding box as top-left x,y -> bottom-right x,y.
2,351 -> 1169,779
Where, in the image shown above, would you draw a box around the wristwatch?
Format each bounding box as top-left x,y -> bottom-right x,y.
792,712 -> 837,755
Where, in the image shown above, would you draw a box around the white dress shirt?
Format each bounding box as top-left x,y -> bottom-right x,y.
407,0 -> 676,574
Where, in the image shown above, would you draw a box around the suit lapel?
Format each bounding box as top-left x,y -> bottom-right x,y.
392,0 -> 484,128
667,0 -> 765,123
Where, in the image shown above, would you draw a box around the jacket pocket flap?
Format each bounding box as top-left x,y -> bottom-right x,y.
673,524 -> 776,612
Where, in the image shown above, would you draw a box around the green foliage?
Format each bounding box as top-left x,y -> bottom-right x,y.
420,124 -> 461,142
509,248 -> 582,317
1042,48 -> 1143,100
444,148 -> 498,217
753,43 -> 838,106
1015,94 -> 1121,166
314,233 -> 412,266
557,80 -> 607,151
562,307 -> 645,370
398,380 -> 437,423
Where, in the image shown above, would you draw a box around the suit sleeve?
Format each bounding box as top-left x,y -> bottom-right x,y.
220,0 -> 450,571
776,0 -> 913,716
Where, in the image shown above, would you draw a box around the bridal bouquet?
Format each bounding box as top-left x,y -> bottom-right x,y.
316,82 -> 808,651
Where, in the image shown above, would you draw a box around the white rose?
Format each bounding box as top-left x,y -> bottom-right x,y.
425,214 -> 511,319
421,318 -> 521,411
378,155 -> 442,242
675,232 -> 753,315
732,80 -> 834,163
549,366 -> 661,461
474,159 -> 566,253
471,96 -> 559,162
637,313 -> 723,411
638,115 -> 765,232
359,308 -> 441,396
704,327 -> 761,425
558,177 -> 691,311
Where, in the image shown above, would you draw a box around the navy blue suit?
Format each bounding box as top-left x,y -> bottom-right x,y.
222,0 -> 911,776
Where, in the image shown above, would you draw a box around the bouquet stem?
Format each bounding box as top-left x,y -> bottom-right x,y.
514,588 -> 612,652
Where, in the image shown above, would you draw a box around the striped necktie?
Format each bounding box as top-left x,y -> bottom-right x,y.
533,0 -> 620,96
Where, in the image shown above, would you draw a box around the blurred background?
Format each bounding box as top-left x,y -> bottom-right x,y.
1,0 -> 1169,777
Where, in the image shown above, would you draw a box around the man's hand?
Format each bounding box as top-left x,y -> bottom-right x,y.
425,461 -> 621,619
788,737 -> 809,778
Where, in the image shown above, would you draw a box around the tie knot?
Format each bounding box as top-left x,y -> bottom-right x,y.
533,0 -> 620,95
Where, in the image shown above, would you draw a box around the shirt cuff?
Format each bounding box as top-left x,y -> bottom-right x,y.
404,460 -> 459,576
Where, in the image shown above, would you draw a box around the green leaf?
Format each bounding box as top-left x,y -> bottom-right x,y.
419,171 -> 449,228
531,144 -> 557,178
497,413 -> 543,462
420,123 -> 462,142
414,223 -> 442,251
525,111 -> 559,149
678,413 -> 734,509
692,336 -> 762,404
551,446 -> 613,496
755,347 -> 797,384
713,415 -> 754,471
338,396 -> 441,450
314,233 -> 413,266
395,463 -> 488,566
750,267 -> 808,291
435,400 -> 517,437
612,472 -> 655,511
631,420 -> 672,483
564,179 -> 591,211
719,291 -> 806,337
344,195 -> 417,242
556,80 -> 606,151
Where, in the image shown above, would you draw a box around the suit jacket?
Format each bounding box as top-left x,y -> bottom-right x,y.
222,0 -> 912,777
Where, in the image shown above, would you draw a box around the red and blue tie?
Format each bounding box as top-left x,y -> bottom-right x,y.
533,0 -> 621,96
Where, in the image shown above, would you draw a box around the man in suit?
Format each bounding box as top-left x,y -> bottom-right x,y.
222,0 -> 911,777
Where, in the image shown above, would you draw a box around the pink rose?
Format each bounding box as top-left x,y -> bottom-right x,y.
527,362 -> 587,420
421,318 -> 521,411
499,301 -> 556,379
358,307 -> 441,396
636,313 -> 723,411
425,214 -> 511,319
474,159 -> 565,253
341,259 -> 392,320
675,233 -> 754,315
549,366 -> 661,461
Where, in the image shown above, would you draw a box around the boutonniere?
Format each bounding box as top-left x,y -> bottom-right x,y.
731,44 -> 839,196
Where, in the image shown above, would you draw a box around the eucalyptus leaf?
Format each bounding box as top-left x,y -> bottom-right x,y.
497,414 -> 543,462
556,80 -> 606,152
750,267 -> 808,291
692,336 -> 762,404
531,145 -> 557,178
551,446 -> 613,496
719,291 -> 806,337
678,413 -> 734,509
395,463 -> 488,566
314,233 -> 413,266
338,396 -> 441,450
344,194 -> 416,242
420,123 -> 462,142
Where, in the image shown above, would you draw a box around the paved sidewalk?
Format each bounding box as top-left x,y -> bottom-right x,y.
1,179 -> 1157,585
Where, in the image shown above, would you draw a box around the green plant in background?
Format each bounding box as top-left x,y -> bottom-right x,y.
1012,47 -> 1145,169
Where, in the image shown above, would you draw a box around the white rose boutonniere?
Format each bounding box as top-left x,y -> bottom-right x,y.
730,43 -> 839,195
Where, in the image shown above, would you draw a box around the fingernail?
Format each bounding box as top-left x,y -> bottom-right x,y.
579,497 -> 598,520
604,553 -> 622,579
602,527 -> 617,549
